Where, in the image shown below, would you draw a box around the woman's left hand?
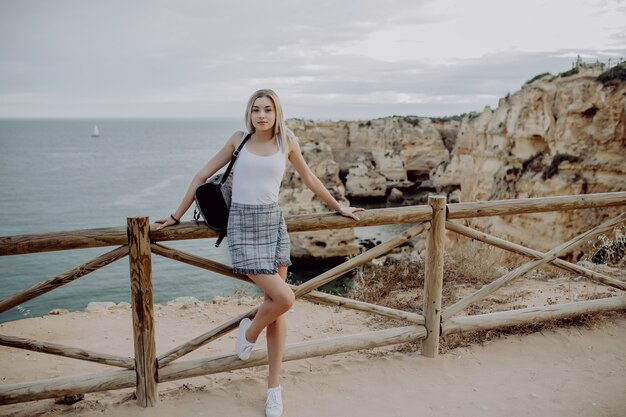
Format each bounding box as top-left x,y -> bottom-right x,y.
337,206 -> 364,221
155,216 -> 178,230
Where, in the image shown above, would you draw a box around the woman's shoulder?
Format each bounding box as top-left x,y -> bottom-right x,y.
229,130 -> 247,139
226,130 -> 248,146
284,128 -> 299,149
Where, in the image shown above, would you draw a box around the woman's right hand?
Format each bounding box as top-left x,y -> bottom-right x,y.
155,216 -> 178,230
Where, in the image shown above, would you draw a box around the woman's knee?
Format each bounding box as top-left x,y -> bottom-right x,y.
274,288 -> 295,312
249,273 -> 294,311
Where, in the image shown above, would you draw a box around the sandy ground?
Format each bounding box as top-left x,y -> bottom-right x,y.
0,293 -> 625,417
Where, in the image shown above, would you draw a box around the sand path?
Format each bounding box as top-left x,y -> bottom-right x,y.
0,299 -> 624,417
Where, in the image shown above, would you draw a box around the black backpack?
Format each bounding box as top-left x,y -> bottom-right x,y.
193,133 -> 251,247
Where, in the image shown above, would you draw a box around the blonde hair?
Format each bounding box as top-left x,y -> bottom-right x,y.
244,89 -> 294,156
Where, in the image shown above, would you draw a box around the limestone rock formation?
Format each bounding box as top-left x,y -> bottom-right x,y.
279,141 -> 359,263
287,116 -> 455,196
345,159 -> 387,198
283,63 -> 625,261
432,65 -> 626,255
283,117 -> 456,260
388,188 -> 405,202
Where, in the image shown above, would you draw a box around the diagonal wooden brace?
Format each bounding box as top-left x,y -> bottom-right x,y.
442,212 -> 626,321
0,246 -> 129,315
445,221 -> 626,291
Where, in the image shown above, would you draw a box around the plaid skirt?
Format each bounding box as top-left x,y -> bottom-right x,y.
227,202 -> 292,275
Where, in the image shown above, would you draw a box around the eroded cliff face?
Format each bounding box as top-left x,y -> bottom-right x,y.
287,116 -> 456,194
279,141 -> 359,263
282,117 -> 457,261
432,68 -> 626,254
283,65 -> 625,260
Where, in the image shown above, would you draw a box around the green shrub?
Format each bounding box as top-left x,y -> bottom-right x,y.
597,63 -> 626,84
402,116 -> 420,127
590,234 -> 626,266
525,72 -> 552,85
558,67 -> 579,78
431,112 -> 480,123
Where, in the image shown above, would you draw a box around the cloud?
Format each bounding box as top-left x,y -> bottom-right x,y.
0,0 -> 624,119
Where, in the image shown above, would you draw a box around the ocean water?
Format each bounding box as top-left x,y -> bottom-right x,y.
0,118 -> 255,323
0,119 -> 405,323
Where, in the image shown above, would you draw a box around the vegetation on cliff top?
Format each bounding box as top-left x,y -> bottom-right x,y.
558,67 -> 580,78
525,72 -> 553,85
430,112 -> 480,122
597,62 -> 626,84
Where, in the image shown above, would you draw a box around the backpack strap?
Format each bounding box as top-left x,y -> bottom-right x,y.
215,231 -> 226,247
213,134 -> 250,247
220,133 -> 252,186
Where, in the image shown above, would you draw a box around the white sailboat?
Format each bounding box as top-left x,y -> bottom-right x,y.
91,125 -> 100,137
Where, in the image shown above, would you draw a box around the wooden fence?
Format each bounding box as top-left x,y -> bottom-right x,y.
0,192 -> 625,407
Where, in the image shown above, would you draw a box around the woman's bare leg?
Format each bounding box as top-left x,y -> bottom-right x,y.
266,266 -> 289,388
245,270 -> 294,344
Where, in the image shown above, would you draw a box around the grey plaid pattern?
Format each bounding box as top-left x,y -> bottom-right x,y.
227,202 -> 292,275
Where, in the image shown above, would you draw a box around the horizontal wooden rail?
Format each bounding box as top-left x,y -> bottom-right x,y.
442,295 -> 626,335
0,325 -> 425,404
0,207 -> 431,256
445,221 -> 626,291
151,243 -> 425,324
159,325 -> 427,383
0,369 -> 136,405
0,246 -> 129,314
447,192 -> 626,220
443,213 -> 626,321
0,226 -> 129,256
2,192 -> 625,256
0,334 -> 134,369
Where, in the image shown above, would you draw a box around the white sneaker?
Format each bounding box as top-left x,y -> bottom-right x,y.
236,318 -> 255,360
265,386 -> 283,417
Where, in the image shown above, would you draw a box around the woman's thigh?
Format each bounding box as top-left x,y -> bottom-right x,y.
264,266 -> 289,301
249,272 -> 291,302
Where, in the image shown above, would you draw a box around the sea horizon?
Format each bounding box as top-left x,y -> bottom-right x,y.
0,110 -> 473,123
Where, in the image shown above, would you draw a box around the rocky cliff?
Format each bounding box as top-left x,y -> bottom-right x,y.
283,63 -> 626,260
287,116 -> 457,197
279,141 -> 359,263
432,64 -> 625,255
282,116 -> 458,261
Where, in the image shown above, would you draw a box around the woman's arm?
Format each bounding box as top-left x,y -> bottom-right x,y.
288,138 -> 363,221
156,131 -> 244,229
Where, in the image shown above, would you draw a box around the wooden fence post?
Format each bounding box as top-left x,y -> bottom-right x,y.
422,195 -> 446,358
127,217 -> 157,407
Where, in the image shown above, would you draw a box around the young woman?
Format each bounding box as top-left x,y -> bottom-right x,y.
156,89 -> 363,417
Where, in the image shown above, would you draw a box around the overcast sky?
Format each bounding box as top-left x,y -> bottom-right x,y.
1,0 -> 625,120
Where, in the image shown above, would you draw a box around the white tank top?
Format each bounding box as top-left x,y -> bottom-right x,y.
231,136 -> 287,204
